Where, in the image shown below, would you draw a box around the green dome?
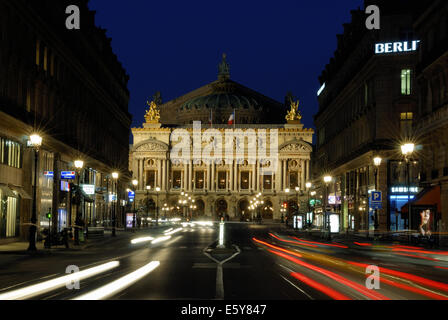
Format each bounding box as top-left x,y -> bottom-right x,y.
180,93 -> 260,111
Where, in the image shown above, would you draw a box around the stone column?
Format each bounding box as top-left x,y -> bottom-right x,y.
306,159 -> 310,181
166,159 -> 171,191
161,160 -> 166,191
211,161 -> 215,191
255,160 -> 259,192
188,160 -> 193,191
301,159 -> 305,190
230,161 -> 234,192
139,159 -> 144,189
157,159 -> 162,188
206,162 -> 210,190
184,162 -> 188,190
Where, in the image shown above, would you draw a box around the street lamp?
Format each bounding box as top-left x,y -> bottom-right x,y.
401,143 -> 415,237
323,175 -> 332,239
111,172 -> 119,237
27,134 -> 42,252
155,186 -> 161,226
73,159 -> 84,245
145,185 -> 151,226
305,182 -> 312,226
132,179 -> 138,230
373,157 -> 382,234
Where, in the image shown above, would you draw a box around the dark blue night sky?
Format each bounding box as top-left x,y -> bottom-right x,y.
88,0 -> 364,136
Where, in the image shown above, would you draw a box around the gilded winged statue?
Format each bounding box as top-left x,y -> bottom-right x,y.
144,100 -> 160,123
285,100 -> 302,122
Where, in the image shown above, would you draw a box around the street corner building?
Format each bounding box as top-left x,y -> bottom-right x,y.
0,0 -> 132,243
312,0 -> 448,235
129,55 -> 314,222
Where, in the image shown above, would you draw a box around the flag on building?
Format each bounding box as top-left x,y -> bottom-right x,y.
228,110 -> 235,125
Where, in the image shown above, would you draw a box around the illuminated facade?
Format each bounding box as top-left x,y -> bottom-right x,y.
130,58 -> 313,221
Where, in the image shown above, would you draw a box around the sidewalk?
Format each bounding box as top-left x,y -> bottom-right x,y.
0,225 -> 172,255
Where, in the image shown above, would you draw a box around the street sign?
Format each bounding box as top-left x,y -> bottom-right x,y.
61,171 -> 76,179
128,190 -> 135,199
44,171 -> 54,177
371,191 -> 382,202
370,191 -> 382,209
81,184 -> 95,195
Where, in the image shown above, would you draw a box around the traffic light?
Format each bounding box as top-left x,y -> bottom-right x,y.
46,212 -> 52,219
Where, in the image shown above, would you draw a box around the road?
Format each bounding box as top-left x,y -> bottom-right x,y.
0,222 -> 448,300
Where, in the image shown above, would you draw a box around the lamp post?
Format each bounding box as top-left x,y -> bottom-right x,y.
132,179 -> 138,230
145,185 -> 151,226
373,157 -> 382,235
306,182 -> 312,227
112,172 -> 119,237
27,134 -> 42,252
323,175 -> 332,240
401,143 -> 414,240
155,187 -> 160,226
310,191 -> 316,226
73,160 -> 84,245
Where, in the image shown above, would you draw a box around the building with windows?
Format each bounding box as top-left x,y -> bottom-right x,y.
0,0 -> 132,242
129,57 -> 313,222
313,0 -> 432,233
409,0 -> 448,233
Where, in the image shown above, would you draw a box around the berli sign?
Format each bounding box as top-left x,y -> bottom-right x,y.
375,40 -> 420,54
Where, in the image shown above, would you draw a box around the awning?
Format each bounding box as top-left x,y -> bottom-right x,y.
9,186 -> 32,200
401,185 -> 441,214
72,185 -> 94,203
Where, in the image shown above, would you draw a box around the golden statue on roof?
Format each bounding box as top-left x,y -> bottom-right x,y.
285,100 -> 302,123
144,100 -> 160,124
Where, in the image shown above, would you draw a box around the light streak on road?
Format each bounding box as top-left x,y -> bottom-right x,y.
266,249 -> 390,300
289,272 -> 351,300
268,233 -> 318,247
164,228 -> 174,234
394,252 -> 439,261
0,261 -> 120,300
151,235 -> 172,244
348,261 -> 448,293
368,276 -> 448,300
73,261 -> 160,300
353,242 -> 372,247
164,228 -> 183,235
252,238 -> 302,258
292,237 -> 348,249
130,236 -> 154,244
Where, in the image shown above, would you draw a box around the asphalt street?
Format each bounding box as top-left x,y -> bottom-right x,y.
0,222 -> 447,300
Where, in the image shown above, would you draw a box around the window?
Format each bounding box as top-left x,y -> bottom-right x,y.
263,175 -> 272,190
401,69 -> 412,95
172,171 -> 181,189
0,137 -> 22,169
146,170 -> 156,188
195,171 -> 204,189
43,46 -> 48,71
400,112 -> 413,139
289,172 -> 298,188
240,172 -> 249,190
218,171 -> 226,189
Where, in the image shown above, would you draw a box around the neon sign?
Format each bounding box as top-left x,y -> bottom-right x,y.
375,40 -> 420,54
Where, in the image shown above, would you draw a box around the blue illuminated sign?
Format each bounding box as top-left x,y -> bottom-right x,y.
61,171 -> 76,179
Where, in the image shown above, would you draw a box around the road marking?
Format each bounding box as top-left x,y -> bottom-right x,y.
203,244 -> 241,300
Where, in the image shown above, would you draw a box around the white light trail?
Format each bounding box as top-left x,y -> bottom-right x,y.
164,228 -> 183,235
163,228 -> 174,234
0,261 -> 119,300
151,236 -> 172,244
130,236 -> 154,244
73,261 -> 160,300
